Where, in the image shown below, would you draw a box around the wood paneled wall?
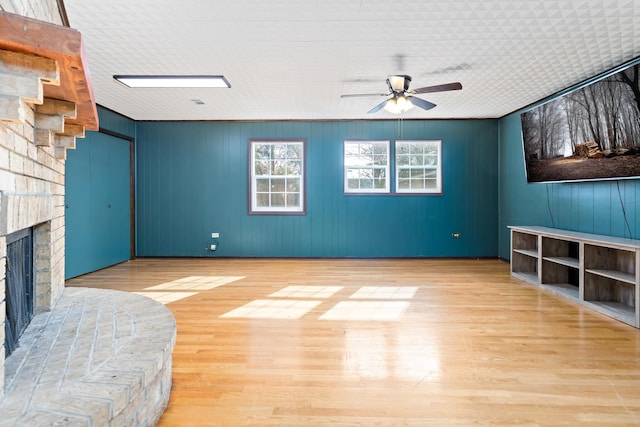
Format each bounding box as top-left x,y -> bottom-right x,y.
135,119 -> 499,257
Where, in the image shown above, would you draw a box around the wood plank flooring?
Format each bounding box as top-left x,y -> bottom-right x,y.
66,258 -> 640,426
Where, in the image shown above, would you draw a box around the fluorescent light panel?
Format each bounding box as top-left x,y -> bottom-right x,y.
114,75 -> 230,88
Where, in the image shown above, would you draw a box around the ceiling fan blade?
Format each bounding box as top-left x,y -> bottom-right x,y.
412,82 -> 462,94
341,93 -> 388,98
409,96 -> 436,111
368,99 -> 389,114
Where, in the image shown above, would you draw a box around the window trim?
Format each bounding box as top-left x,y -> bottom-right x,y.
248,139 -> 306,215
394,139 -> 443,195
343,139 -> 391,194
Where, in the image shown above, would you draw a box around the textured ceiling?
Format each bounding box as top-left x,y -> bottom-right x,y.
63,0 -> 640,121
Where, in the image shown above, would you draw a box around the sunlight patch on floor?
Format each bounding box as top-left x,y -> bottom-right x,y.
219,285 -> 416,320
134,291 -> 198,305
269,285 -> 343,298
136,276 -> 245,304
320,301 -> 410,321
220,299 -> 322,319
349,286 -> 418,299
146,276 -> 245,291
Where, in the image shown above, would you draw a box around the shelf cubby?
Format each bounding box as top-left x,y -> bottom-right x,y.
584,273 -> 636,325
512,230 -> 538,253
510,229 -> 539,283
584,244 -> 635,283
540,236 -> 580,299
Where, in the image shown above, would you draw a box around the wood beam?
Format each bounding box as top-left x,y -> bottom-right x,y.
0,11 -> 98,130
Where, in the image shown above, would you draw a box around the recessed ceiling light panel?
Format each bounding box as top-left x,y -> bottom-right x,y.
113,75 -> 231,88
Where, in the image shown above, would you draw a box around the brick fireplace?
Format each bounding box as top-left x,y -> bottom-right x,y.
0,4 -> 98,396
0,7 -> 175,425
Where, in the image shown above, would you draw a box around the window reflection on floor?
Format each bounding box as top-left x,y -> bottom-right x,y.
343,328 -> 441,381
343,329 -> 388,379
394,331 -> 441,381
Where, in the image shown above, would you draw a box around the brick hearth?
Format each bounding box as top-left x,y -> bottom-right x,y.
0,288 -> 176,426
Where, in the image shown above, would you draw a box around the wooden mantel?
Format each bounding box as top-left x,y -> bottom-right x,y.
0,11 -> 98,130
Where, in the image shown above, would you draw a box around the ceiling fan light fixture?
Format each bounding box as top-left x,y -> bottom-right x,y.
384,95 -> 413,114
397,95 -> 413,112
113,75 -> 231,88
383,98 -> 398,114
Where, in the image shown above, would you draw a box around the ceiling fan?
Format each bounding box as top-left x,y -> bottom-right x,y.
341,75 -> 462,114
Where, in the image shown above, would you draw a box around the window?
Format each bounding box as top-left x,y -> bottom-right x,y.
344,140 -> 390,193
249,140 -> 305,214
395,140 -> 442,194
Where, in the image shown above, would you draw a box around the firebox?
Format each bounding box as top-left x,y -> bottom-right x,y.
5,228 -> 34,357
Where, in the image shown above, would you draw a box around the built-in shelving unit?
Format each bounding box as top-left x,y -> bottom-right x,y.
509,226 -> 640,328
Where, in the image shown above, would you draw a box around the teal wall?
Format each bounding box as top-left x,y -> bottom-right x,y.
498,112 -> 640,259
136,120 -> 499,257
97,106 -> 136,138
65,131 -> 131,278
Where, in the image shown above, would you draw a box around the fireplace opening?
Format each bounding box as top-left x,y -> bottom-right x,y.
5,228 -> 34,357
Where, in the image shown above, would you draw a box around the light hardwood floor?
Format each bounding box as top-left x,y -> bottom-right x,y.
66,258 -> 640,426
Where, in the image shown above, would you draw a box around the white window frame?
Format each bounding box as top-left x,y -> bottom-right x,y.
343,140 -> 390,194
395,140 -> 442,194
249,139 -> 305,214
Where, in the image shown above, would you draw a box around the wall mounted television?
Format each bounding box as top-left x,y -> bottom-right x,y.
521,59 -> 640,183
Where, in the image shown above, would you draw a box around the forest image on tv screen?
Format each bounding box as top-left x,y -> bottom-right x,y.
521,62 -> 640,183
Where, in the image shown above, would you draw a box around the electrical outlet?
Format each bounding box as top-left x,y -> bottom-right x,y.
452,232 -> 462,238
210,244 -> 217,251
211,232 -> 220,238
